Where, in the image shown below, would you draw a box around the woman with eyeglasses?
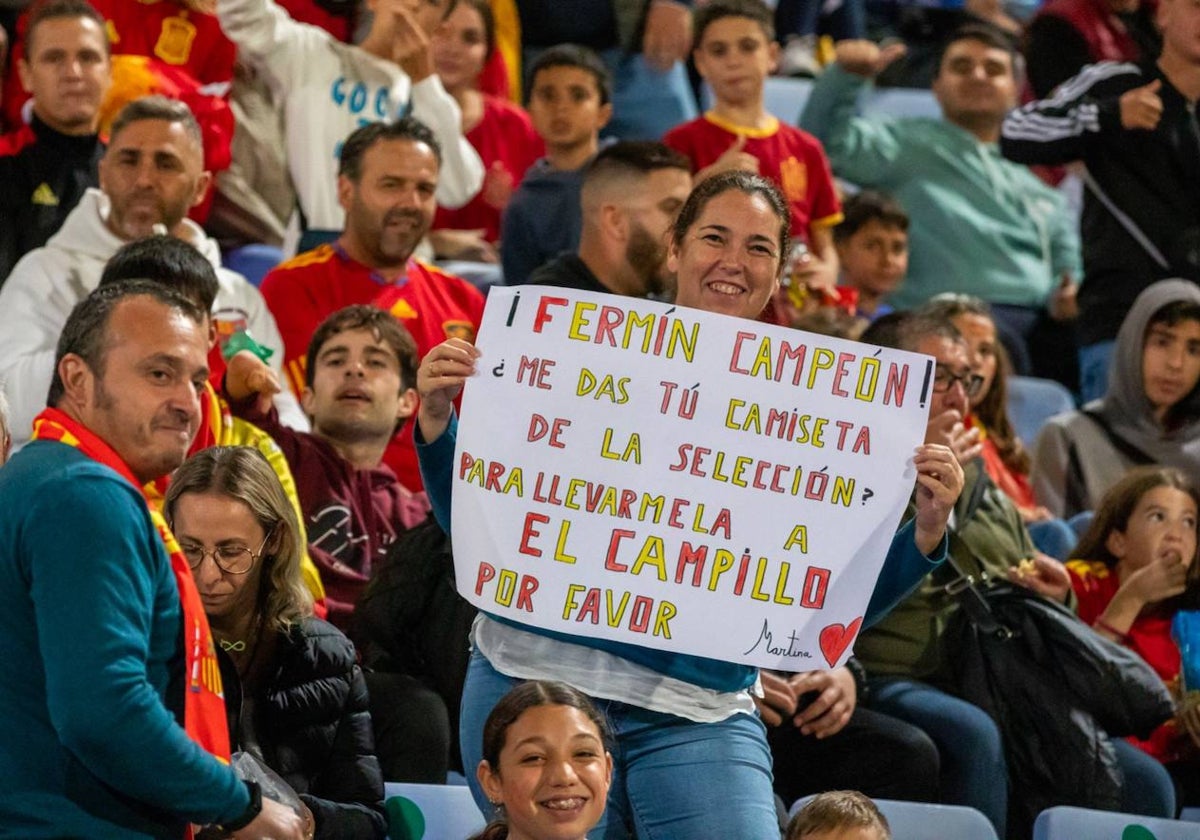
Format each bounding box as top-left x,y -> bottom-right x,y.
920,295 -> 1079,562
164,446 -> 387,840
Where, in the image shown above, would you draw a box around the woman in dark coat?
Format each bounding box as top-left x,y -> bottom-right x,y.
166,446 -> 387,840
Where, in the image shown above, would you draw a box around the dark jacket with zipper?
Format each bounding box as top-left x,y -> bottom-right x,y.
0,116 -> 102,287
1001,60 -> 1200,345
220,617 -> 386,840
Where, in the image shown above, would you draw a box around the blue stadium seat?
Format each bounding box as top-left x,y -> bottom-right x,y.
384,781 -> 486,840
222,243 -> 283,288
789,796 -> 999,839
1007,375 -> 1076,448
1033,805 -> 1199,839
763,77 -> 816,124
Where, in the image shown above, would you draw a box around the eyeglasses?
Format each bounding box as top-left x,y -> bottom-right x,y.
933,366 -> 985,398
178,530 -> 272,575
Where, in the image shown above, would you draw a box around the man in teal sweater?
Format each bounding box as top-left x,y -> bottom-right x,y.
0,281 -> 303,838
800,26 -> 1082,383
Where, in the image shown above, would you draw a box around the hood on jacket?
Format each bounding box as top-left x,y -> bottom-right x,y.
1104,277 -> 1200,433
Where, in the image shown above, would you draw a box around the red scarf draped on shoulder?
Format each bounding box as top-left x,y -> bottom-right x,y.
31,408 -> 232,785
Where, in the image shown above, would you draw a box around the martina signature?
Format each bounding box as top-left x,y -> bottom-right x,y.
743,619 -> 812,659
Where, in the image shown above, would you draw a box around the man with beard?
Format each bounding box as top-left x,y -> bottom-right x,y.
529,141 -> 693,299
800,26 -> 1082,387
260,117 -> 485,490
0,95 -> 299,452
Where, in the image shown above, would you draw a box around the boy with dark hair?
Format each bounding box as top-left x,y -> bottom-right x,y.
500,43 -> 613,285
224,303 -> 449,783
664,0 -> 843,301
834,191 -> 909,322
1034,280 -> 1200,518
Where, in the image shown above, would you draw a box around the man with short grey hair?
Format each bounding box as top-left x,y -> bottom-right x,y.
0,95 -> 302,449
0,280 -> 305,838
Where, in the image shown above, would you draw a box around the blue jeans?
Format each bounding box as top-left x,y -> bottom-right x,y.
1079,340 -> 1117,403
868,678 -> 1007,838
460,650 -> 780,839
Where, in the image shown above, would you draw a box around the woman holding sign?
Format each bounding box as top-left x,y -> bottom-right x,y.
416,171 -> 964,839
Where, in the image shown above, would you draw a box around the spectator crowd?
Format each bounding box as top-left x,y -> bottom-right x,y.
1,0 -> 1200,837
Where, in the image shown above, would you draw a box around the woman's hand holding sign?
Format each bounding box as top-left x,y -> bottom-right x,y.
417,338 -> 481,443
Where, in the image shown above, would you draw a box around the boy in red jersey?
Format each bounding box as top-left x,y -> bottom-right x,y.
664,0 -> 842,303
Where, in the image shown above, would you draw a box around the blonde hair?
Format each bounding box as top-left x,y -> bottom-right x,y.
164,446 -> 312,632
786,791 -> 891,840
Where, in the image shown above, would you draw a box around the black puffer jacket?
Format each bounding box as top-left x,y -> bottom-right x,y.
224,617 -> 387,840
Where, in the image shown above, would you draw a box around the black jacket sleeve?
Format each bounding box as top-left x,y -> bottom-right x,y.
1001,61 -> 1141,166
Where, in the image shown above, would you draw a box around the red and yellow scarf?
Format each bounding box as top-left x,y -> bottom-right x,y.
31,408 -> 231,772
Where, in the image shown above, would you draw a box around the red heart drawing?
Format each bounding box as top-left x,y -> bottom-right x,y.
819,617 -> 863,667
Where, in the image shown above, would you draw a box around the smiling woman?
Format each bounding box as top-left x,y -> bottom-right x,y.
670,171 -> 791,320
415,171 -> 964,840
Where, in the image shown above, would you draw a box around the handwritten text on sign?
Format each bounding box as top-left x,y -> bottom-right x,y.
452,288 -> 931,670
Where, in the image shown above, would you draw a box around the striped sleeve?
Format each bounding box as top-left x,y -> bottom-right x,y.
1000,61 -> 1141,165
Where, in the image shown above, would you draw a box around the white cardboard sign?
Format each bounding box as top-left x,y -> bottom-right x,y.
452,287 -> 931,670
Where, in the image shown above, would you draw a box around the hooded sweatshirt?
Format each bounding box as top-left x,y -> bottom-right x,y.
0,188 -> 303,447
1032,278 -> 1200,517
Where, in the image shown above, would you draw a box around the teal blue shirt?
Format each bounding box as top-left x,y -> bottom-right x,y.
800,66 -> 1081,310
417,413 -> 947,692
0,442 -> 248,838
